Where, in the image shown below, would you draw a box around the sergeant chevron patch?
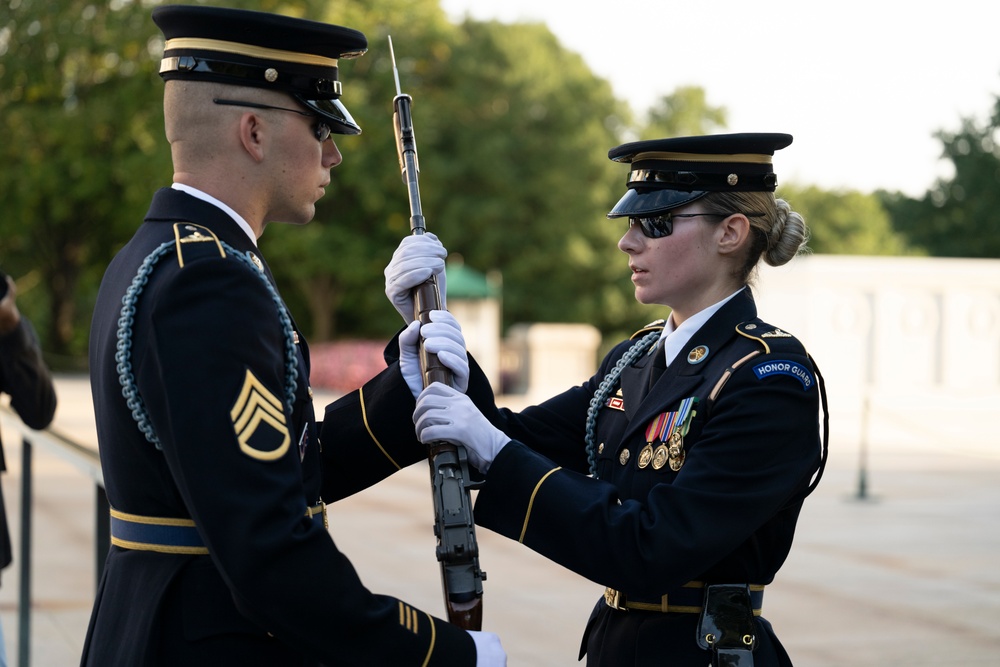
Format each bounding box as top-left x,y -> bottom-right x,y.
231,369 -> 291,461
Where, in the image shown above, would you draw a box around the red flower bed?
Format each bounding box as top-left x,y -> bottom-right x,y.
308,340 -> 388,393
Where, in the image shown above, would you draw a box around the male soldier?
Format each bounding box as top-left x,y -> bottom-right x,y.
83,6 -> 504,665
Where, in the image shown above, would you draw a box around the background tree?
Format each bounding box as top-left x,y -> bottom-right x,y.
0,0 -> 308,363
640,86 -> 727,139
0,0 -> 171,362
421,18 -> 637,335
880,90 -> 1000,257
266,8 -> 640,339
1,0 -> 935,369
778,184 -> 912,256
263,0 -> 462,341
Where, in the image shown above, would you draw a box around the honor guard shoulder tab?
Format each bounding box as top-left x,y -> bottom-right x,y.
173,223 -> 226,269
630,318 -> 666,340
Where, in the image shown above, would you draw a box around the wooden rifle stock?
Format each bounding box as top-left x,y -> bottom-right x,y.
389,36 -> 485,631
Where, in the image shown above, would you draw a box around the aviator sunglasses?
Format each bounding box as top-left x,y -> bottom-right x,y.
213,98 -> 333,142
629,211 -> 764,238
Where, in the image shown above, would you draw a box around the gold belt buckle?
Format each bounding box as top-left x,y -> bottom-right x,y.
604,587 -> 627,611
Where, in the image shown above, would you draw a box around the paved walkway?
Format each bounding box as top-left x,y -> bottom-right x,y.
0,375 -> 998,665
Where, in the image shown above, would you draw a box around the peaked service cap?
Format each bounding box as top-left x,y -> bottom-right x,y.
153,4 -> 368,135
606,132 -> 793,218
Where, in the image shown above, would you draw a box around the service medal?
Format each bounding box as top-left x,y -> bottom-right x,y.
640,412 -> 670,469
653,397 -> 698,473
668,431 -> 685,471
651,444 -> 669,470
638,444 -> 654,468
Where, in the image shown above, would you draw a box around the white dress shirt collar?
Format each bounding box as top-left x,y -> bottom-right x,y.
658,288 -> 745,366
171,183 -> 257,246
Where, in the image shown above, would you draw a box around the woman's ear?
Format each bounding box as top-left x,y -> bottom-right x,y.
238,112 -> 267,163
717,213 -> 751,255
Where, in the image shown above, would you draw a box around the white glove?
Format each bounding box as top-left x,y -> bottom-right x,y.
384,233 -> 448,323
469,630 -> 506,666
413,383 -> 509,473
398,311 -> 470,399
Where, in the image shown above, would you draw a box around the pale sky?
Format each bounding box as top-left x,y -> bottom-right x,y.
440,0 -> 1000,197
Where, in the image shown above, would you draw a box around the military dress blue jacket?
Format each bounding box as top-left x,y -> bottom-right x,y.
83,188 -> 476,666
0,317 -> 57,569
328,288 -> 825,666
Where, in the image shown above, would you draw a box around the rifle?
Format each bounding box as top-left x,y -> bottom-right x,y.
388,36 -> 485,631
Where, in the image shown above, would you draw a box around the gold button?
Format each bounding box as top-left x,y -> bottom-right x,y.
597,442 -> 605,454
619,448 -> 630,465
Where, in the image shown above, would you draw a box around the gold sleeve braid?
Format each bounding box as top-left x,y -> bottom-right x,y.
398,602 -> 436,667
519,467 -> 562,543
358,386 -> 402,470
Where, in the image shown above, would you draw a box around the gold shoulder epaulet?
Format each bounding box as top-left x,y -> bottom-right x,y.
735,321 -> 798,355
630,318 -> 666,340
173,223 -> 226,268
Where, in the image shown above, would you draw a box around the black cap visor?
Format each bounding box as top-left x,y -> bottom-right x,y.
607,188 -> 709,218
296,95 -> 361,135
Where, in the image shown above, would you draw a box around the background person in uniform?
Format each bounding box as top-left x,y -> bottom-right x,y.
0,270 -> 57,666
83,6 -> 504,666
352,133 -> 827,665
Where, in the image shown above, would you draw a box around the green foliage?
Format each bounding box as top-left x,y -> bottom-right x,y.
881,95 -> 1000,257
0,0 -> 172,360
641,87 -> 727,139
0,0 -> 939,367
420,19 -> 638,334
263,0 -> 462,339
267,6 -> 642,339
778,184 -> 913,256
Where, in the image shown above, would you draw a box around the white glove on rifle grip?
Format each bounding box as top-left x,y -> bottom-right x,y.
468,630 -> 507,666
413,383 -> 509,474
384,233 -> 448,323
399,311 -> 470,399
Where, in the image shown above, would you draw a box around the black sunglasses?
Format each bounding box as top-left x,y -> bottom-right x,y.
212,98 -> 332,143
628,211 -> 766,238
628,212 -> 730,238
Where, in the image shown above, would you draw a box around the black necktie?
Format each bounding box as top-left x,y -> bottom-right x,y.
648,337 -> 667,390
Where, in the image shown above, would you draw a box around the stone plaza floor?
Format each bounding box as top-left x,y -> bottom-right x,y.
0,375 -> 998,665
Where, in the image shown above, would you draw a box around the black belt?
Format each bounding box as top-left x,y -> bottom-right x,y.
110,503 -> 327,555
604,581 -> 765,615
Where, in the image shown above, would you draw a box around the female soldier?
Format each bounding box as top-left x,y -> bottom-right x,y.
351,132 -> 827,666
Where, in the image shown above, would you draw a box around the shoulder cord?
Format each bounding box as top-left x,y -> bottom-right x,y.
583,330 -> 661,476
115,242 -> 298,450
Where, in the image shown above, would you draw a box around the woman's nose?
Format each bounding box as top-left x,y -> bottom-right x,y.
618,222 -> 642,253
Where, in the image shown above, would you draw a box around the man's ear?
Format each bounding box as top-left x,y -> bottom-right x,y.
717,213 -> 751,255
238,113 -> 267,163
